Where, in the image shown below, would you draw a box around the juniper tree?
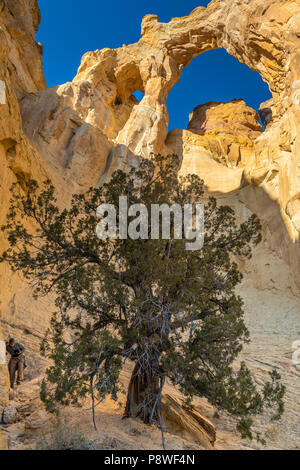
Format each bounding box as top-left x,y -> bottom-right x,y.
0,154 -> 285,443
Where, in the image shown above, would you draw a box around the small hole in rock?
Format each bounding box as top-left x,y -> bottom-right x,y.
133,90 -> 144,103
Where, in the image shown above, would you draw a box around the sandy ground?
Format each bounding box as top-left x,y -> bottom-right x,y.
0,364 -> 260,451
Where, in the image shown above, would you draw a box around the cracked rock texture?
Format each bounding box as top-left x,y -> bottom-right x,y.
0,0 -> 300,449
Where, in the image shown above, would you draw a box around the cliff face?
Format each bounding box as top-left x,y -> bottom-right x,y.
20,0 -> 300,253
0,0 -> 47,409
0,0 -> 299,448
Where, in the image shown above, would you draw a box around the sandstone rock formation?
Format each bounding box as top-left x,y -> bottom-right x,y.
18,0 -> 300,244
0,0 -> 47,410
162,394 -> 216,450
0,429 -> 8,450
2,404 -> 17,424
25,409 -> 48,434
0,0 -> 300,449
0,364 -> 9,410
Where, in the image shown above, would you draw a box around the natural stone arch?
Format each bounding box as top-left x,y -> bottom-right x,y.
165,47 -> 272,131
75,0 -> 300,291
72,1 -> 299,158
20,0 -> 300,266
19,0 -> 299,246
76,1 -> 300,242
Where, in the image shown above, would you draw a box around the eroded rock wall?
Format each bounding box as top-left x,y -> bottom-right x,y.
27,0 -> 300,245
0,0 -> 48,408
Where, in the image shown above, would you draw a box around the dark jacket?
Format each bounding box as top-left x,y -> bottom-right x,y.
6,342 -> 25,359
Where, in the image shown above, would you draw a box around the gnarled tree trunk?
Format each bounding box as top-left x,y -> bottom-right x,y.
124,361 -> 160,423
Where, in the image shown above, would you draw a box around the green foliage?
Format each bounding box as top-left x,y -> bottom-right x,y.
0,154 -> 285,442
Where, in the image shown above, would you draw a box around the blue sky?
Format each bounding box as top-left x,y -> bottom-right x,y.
37,0 -> 271,130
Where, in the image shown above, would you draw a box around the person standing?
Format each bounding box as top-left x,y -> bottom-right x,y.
6,338 -> 25,389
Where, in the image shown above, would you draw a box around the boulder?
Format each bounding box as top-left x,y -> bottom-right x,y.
25,410 -> 48,431
2,405 -> 17,425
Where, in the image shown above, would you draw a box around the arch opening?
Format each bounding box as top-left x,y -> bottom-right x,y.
166,49 -> 272,132
133,90 -> 145,103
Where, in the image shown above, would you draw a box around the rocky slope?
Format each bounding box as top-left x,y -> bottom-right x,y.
0,0 -> 300,449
